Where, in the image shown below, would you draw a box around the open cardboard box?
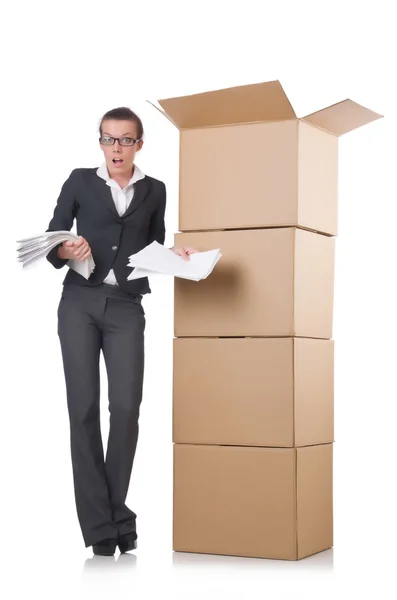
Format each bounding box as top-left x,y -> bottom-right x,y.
151,80 -> 382,236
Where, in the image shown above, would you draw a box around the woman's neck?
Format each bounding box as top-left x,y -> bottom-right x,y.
109,164 -> 134,188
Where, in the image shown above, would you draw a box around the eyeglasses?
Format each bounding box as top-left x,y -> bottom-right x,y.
99,135 -> 141,146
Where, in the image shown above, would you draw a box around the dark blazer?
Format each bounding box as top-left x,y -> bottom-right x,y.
45,167 -> 166,295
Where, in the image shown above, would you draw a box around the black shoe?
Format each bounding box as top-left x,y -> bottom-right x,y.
118,531 -> 138,553
92,538 -> 118,556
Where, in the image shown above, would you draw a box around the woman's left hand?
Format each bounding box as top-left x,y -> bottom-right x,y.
170,246 -> 199,261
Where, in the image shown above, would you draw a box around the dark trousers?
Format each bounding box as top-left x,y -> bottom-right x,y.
57,283 -> 146,547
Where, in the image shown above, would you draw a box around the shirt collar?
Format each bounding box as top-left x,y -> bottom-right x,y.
96,162 -> 145,188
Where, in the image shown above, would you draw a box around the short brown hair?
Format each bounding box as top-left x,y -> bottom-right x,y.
99,107 -> 144,139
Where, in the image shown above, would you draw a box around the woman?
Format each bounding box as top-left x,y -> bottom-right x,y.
46,107 -> 197,556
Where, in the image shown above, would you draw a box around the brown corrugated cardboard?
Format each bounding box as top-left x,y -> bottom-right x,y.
173,227 -> 335,338
173,443 -> 333,560
151,80 -> 382,235
173,337 -> 334,447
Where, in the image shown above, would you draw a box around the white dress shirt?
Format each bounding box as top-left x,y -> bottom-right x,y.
96,162 -> 145,286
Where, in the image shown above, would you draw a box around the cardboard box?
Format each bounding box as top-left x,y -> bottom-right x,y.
173,443 -> 333,560
152,80 -> 382,236
173,337 -> 334,447
173,227 -> 335,338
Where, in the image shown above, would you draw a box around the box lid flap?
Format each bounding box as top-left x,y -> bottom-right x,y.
146,100 -> 180,128
301,99 -> 383,136
154,80 -> 297,128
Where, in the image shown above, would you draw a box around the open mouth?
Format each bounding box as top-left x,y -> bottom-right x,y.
112,158 -> 123,165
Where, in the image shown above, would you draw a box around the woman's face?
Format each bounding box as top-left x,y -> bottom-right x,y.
99,119 -> 143,177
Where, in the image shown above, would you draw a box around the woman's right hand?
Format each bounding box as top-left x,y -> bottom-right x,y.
57,236 -> 92,261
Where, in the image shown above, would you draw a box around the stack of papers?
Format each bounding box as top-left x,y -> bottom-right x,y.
17,235 -> 222,283
127,241 -> 222,281
16,231 -> 96,280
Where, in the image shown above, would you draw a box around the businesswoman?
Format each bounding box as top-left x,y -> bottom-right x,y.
45,107 -> 196,556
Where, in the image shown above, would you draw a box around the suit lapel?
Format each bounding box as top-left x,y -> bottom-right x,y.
123,177 -> 150,218
92,170 -> 150,219
92,172 -> 119,218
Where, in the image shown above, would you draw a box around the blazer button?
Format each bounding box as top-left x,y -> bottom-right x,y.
111,245 -> 118,251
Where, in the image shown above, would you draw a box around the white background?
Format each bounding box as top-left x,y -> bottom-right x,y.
1,1 -> 396,599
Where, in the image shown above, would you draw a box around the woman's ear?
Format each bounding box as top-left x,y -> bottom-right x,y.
136,139 -> 144,152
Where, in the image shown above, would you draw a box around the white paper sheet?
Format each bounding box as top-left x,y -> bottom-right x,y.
16,231 -> 95,280
127,241 -> 222,281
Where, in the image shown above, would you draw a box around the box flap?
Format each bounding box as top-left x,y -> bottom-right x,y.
302,99 -> 383,136
146,100 -> 180,128
154,80 -> 297,129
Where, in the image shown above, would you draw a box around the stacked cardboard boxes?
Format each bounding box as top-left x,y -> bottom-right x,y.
155,81 -> 382,560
